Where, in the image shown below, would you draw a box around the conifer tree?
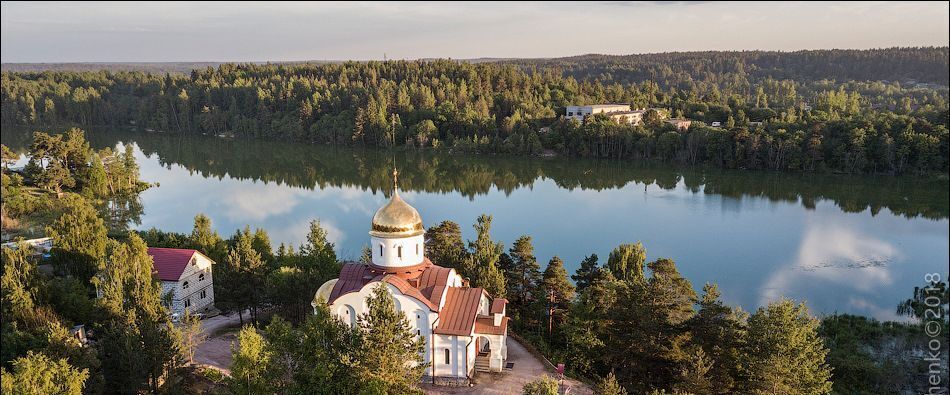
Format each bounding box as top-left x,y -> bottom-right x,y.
542,256 -> 575,338
354,283 -> 426,393
738,299 -> 832,395
230,326 -> 273,395
506,235 -> 542,324
572,253 -> 600,293
465,214 -> 506,297
596,371 -> 628,395
425,220 -> 466,269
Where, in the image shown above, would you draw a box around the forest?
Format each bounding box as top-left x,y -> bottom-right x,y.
2,47 -> 948,174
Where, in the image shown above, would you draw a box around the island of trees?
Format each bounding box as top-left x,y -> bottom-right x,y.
2,47 -> 948,175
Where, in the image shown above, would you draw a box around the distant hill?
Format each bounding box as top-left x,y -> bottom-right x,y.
0,60 -> 340,74
4,48 -> 948,84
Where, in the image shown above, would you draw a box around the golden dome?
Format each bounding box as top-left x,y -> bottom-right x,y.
370,170 -> 424,238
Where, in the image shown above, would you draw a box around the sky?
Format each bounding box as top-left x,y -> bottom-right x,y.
1,1 -> 948,63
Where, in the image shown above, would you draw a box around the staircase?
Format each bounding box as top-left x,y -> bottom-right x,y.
474,351 -> 491,373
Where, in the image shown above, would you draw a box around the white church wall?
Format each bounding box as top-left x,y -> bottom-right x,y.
370,233 -> 425,267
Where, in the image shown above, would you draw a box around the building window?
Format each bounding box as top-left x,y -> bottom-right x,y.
198,273 -> 205,282
200,289 -> 207,299
184,298 -> 191,308
416,329 -> 420,335
182,281 -> 189,289
444,349 -> 450,365
397,246 -> 402,259
416,244 -> 419,255
379,245 -> 383,257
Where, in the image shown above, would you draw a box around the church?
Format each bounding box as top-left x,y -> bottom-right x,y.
313,170 -> 509,385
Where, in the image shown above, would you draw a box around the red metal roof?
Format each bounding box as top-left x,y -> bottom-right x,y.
434,287 -> 484,336
490,298 -> 507,314
474,316 -> 509,335
147,247 -> 198,281
328,261 -> 502,337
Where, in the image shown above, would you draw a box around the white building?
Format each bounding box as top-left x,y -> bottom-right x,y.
565,104 -> 667,126
2,237 -> 54,256
148,247 -> 216,316
565,104 -> 631,122
314,170 -> 509,386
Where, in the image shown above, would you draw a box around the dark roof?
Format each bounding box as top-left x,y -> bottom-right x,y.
434,287 -> 484,336
147,247 -> 198,281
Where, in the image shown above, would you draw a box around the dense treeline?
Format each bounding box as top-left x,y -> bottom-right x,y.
503,48 -> 950,86
2,48 -> 947,174
4,128 -> 945,220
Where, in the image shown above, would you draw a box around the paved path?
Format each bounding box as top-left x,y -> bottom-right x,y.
192,311 -> 248,374
422,337 -> 592,395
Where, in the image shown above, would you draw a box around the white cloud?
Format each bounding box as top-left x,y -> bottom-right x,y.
2,1 -> 946,62
760,220 -> 900,307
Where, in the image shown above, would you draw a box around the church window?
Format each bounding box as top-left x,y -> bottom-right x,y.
200,289 -> 207,299
444,349 -> 450,364
182,281 -> 189,289
379,245 -> 383,257
198,273 -> 205,282
184,298 -> 191,308
416,244 -> 419,255
398,246 -> 402,258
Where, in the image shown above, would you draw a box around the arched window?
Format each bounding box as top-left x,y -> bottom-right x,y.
397,245 -> 402,259
198,273 -> 205,282
444,349 -> 450,365
182,281 -> 189,289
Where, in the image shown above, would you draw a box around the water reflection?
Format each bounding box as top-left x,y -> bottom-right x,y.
2,129 -> 947,319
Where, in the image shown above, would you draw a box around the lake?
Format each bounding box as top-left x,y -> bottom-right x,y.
4,128 -> 948,320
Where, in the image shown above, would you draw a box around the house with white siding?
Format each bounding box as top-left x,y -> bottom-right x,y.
148,247 -> 216,316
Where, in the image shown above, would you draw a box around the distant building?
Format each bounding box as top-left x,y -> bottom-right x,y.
665,118 -> 692,131
148,247 -> 216,316
2,237 -> 54,257
565,104 -> 665,126
711,121 -> 722,127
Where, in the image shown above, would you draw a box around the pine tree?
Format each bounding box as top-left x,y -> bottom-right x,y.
607,258 -> 696,393
596,371 -> 628,395
739,299 -> 832,395
354,283 -> 426,393
542,256 -> 575,338
230,326 -> 273,395
424,220 -> 466,269
506,235 -> 542,324
688,283 -> 745,393
572,253 -> 600,293
465,215 -> 506,297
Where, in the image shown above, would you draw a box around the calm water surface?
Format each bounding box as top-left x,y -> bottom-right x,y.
5,129 -> 948,320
